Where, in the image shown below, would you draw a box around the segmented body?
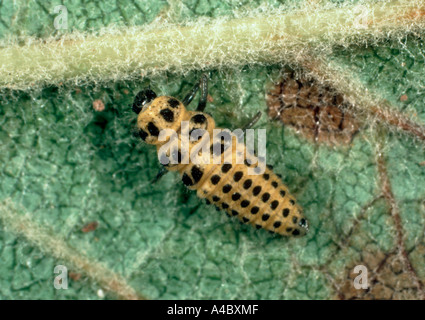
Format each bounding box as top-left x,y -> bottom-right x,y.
135,96 -> 308,236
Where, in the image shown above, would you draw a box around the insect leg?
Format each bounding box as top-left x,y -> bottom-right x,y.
182,82 -> 200,107
196,73 -> 208,112
242,111 -> 262,130
234,111 -> 262,144
181,73 -> 209,109
150,166 -> 169,184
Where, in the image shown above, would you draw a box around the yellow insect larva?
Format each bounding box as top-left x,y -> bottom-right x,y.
132,75 -> 309,237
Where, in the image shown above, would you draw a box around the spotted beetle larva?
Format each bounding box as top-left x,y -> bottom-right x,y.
132,75 -> 309,237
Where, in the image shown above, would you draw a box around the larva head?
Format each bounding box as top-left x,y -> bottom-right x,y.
132,92 -> 185,145
131,89 -> 157,114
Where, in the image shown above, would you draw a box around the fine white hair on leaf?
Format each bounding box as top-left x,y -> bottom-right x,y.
0,0 -> 424,90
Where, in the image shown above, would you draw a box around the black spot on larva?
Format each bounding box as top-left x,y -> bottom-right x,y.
244,159 -> 253,167
241,200 -> 250,208
221,164 -> 232,173
211,143 -> 225,156
138,129 -> 148,141
271,181 -> 278,188
233,171 -> 243,182
242,217 -> 250,223
212,195 -> 220,202
222,203 -> 229,209
218,131 -> 232,142
253,186 -> 262,196
267,164 -> 273,170
231,210 -> 239,216
280,190 -> 286,197
211,175 -> 221,185
286,228 -> 293,232
256,224 -> 262,229
221,142 -> 227,152
262,193 -> 270,202
273,221 -> 282,228
182,173 -> 193,186
263,173 -> 270,180
282,208 -> 290,217
175,150 -> 182,163
192,114 -> 207,124
262,214 -> 270,221
292,217 -> 298,224
147,122 -> 159,136
168,98 -> 180,108
270,200 -> 279,210
292,229 -> 300,236
277,174 -> 282,178
299,218 -> 308,228
159,108 -> 174,122
289,199 -> 295,205
159,152 -> 170,166
243,179 -> 252,189
191,166 -> 203,183
171,149 -> 182,163
251,206 -> 259,214
232,193 -> 241,201
205,199 -> 211,205
189,128 -> 198,137
222,184 -> 232,193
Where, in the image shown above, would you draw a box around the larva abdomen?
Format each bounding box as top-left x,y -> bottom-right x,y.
176,110 -> 308,237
